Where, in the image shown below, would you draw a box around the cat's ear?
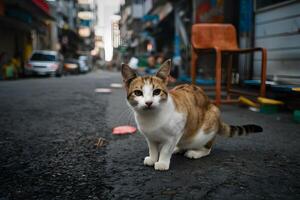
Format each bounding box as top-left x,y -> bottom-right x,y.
156,59 -> 171,83
121,63 -> 137,86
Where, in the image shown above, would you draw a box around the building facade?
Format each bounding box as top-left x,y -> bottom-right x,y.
0,0 -> 54,77
119,0 -> 300,87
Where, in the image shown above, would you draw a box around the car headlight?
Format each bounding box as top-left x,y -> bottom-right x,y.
64,63 -> 77,69
50,64 -> 59,69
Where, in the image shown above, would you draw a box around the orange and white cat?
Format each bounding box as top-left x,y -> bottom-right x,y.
121,59 -> 262,171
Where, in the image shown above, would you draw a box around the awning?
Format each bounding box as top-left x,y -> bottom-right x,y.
0,16 -> 32,32
31,0 -> 54,20
0,15 -> 49,34
32,0 -> 49,14
3,0 -> 55,21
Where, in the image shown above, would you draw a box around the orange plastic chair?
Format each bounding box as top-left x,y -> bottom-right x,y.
191,23 -> 267,106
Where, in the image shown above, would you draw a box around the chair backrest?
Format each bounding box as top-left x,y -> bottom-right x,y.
192,24 -> 238,50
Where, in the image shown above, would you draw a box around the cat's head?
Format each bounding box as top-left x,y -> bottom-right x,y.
121,59 -> 171,113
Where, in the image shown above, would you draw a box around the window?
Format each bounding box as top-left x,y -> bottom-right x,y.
31,53 -> 56,61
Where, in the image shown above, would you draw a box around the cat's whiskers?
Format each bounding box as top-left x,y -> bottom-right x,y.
115,108 -> 133,126
125,109 -> 135,126
129,110 -> 136,126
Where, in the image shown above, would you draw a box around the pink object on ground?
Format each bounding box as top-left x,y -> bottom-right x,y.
112,126 -> 137,135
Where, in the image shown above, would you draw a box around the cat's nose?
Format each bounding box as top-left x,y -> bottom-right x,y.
145,101 -> 153,107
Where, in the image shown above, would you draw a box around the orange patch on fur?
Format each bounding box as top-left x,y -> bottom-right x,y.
170,84 -> 220,142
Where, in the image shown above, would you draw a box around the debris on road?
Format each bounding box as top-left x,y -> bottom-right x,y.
112,125 -> 137,135
258,97 -> 284,114
257,97 -> 284,105
248,107 -> 260,112
239,96 -> 259,108
95,137 -> 108,148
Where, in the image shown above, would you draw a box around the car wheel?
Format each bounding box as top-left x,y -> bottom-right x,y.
55,68 -> 62,77
24,71 -> 32,78
62,69 -> 67,76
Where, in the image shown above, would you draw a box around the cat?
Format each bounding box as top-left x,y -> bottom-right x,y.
121,59 -> 263,171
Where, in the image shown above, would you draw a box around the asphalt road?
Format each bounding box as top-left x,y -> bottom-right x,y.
0,71 -> 299,200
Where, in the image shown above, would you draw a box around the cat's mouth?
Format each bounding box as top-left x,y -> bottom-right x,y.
142,106 -> 154,111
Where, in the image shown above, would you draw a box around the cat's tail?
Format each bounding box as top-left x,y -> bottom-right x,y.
218,122 -> 263,137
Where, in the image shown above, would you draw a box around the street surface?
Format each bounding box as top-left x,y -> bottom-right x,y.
0,71 -> 299,200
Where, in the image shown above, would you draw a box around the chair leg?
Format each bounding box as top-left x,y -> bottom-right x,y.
191,49 -> 198,84
215,49 -> 222,106
226,54 -> 233,100
260,48 -> 267,97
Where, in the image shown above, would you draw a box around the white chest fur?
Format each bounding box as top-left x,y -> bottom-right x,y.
134,97 -> 186,143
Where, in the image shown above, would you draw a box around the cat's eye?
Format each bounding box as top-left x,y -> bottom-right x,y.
134,90 -> 143,96
153,89 -> 161,96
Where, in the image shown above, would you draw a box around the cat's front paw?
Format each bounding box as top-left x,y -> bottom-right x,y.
144,156 -> 156,166
154,161 -> 169,171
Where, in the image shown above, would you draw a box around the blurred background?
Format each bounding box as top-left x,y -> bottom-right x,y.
0,0 -> 121,77
0,0 -> 298,81
0,0 -> 300,108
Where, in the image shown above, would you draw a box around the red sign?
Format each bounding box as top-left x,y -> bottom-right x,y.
32,0 -> 49,14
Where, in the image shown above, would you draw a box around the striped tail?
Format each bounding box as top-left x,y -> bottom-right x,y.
219,122 -> 263,137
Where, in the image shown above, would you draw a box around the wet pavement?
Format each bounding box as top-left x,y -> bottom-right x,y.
0,70 -> 299,200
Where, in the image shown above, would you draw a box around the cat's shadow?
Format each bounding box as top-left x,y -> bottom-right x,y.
170,148 -> 232,171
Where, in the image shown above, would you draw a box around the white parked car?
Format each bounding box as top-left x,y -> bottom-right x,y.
25,50 -> 63,77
